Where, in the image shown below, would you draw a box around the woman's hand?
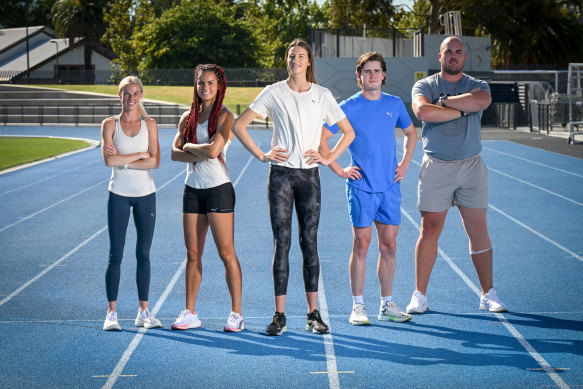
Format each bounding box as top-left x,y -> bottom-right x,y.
105,143 -> 118,155
263,147 -> 289,163
304,149 -> 330,166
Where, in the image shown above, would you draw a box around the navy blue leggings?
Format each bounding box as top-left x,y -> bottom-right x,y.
268,165 -> 321,296
105,191 -> 156,302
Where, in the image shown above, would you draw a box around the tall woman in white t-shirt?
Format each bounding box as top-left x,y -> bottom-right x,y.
101,76 -> 161,331
170,64 -> 244,332
233,39 -> 355,335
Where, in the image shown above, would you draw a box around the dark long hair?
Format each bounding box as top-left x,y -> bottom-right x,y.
183,64 -> 227,166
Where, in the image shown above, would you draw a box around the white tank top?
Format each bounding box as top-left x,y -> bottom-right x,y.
108,116 -> 156,197
185,120 -> 231,189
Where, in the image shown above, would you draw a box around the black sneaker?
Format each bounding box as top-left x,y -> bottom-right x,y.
306,309 -> 330,334
266,311 -> 287,336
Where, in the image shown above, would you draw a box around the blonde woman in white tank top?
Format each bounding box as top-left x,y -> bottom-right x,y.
100,76 -> 162,331
170,64 -> 244,332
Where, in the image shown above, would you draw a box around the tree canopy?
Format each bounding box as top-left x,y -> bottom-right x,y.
2,0 -> 580,71
132,0 -> 261,70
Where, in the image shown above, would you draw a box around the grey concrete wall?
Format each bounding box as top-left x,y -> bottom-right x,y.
316,56 -> 428,126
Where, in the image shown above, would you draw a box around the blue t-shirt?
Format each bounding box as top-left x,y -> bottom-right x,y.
325,92 -> 412,193
411,73 -> 490,160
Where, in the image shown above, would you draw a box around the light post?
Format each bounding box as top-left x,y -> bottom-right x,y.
51,40 -> 59,83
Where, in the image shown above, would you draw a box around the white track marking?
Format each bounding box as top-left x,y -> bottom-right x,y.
102,260 -> 186,389
0,179 -> 108,233
0,226 -> 107,308
0,171 -> 184,309
483,146 -> 583,179
401,208 -> 571,389
0,159 -> 101,197
102,159 -> 251,388
318,274 -> 340,389
488,204 -> 583,262
488,166 -> 583,207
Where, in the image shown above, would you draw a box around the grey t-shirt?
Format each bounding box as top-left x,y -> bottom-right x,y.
411,73 -> 490,160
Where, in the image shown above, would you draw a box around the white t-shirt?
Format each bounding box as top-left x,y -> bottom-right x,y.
185,120 -> 231,189
108,116 -> 156,197
249,80 -> 346,169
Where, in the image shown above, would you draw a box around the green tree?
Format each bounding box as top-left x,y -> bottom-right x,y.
1,0 -> 56,28
399,0 -> 583,68
245,0 -> 330,68
102,0 -> 154,73
439,0 -> 583,68
51,0 -> 108,75
133,0 -> 260,70
327,0 -> 396,30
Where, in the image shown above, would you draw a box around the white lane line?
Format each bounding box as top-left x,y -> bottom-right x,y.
0,226 -> 107,308
0,179 -> 108,233
0,159 -> 102,197
401,208 -> 571,389
233,155 -> 255,188
488,166 -> 583,207
102,158 -> 251,387
488,203 -> 583,262
318,274 -> 340,389
0,170 -> 185,309
102,260 -> 186,389
406,154 -> 582,262
483,146 -> 583,179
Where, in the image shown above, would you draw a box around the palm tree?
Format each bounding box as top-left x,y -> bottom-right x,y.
51,0 -> 108,82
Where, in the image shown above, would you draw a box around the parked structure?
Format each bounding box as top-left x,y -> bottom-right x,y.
0,26 -> 115,83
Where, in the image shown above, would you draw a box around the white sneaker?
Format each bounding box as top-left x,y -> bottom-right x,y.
480,288 -> 508,312
349,303 -> 370,325
135,308 -> 162,329
171,309 -> 201,330
406,291 -> 429,314
103,311 -> 121,331
378,301 -> 412,322
224,311 -> 245,332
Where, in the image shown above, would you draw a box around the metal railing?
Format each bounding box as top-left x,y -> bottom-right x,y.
0,103 -> 270,128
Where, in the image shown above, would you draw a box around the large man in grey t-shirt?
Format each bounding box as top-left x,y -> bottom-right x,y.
406,36 -> 507,314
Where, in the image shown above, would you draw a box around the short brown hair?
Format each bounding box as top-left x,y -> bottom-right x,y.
285,38 -> 316,83
355,52 -> 387,87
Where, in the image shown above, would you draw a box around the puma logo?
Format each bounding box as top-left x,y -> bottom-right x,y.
386,112 -> 393,117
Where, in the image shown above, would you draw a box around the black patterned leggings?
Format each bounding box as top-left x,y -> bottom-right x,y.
268,165 -> 321,296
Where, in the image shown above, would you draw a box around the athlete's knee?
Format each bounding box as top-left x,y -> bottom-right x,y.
218,248 -> 238,265
185,249 -> 202,264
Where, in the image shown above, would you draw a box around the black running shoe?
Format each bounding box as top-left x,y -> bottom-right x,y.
266,311 -> 287,336
306,309 -> 330,334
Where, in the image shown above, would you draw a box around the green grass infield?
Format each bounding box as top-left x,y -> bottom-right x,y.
0,137 -> 92,171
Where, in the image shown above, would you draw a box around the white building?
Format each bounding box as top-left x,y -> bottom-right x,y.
0,26 -> 115,83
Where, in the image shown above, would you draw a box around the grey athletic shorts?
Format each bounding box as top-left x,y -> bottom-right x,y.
417,153 -> 488,212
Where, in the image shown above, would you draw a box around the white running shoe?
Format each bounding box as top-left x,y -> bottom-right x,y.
103,311 -> 121,331
224,311 -> 245,332
135,308 -> 162,329
378,301 -> 412,322
171,309 -> 201,330
349,303 -> 370,325
406,291 -> 429,314
480,288 -> 508,312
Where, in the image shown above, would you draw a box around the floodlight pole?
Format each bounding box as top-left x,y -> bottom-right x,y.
51,40 -> 59,82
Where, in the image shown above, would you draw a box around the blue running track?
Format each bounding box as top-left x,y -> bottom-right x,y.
0,125 -> 581,389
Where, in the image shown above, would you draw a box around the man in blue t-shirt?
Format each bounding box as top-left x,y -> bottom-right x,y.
320,52 -> 417,325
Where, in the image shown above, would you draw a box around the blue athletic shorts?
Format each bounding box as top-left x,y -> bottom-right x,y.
346,185 -> 401,227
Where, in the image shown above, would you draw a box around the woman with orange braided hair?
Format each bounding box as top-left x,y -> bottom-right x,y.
170,64 -> 244,332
